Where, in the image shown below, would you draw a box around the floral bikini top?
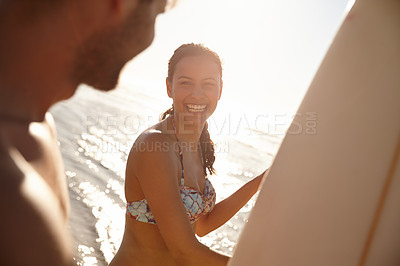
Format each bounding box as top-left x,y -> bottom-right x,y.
126,128 -> 216,224
126,173 -> 216,224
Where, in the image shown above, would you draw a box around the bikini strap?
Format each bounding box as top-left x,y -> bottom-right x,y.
172,116 -> 185,186
198,141 -> 204,167
178,145 -> 185,186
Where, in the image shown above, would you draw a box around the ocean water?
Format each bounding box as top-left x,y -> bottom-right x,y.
51,80 -> 285,265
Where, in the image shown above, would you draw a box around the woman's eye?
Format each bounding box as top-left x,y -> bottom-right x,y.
204,83 -> 216,88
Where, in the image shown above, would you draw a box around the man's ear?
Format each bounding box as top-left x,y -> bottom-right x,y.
111,0 -> 122,14
166,78 -> 173,98
110,0 -> 139,18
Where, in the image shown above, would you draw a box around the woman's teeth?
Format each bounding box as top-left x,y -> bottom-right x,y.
186,104 -> 206,113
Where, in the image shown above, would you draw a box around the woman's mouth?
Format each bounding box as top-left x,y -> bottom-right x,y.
186,104 -> 207,113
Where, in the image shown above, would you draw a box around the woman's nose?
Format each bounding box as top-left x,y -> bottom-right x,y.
191,84 -> 204,98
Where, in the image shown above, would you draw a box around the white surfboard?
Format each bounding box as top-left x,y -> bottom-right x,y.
229,0 -> 400,265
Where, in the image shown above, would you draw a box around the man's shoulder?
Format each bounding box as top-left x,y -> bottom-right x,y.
0,137 -> 73,266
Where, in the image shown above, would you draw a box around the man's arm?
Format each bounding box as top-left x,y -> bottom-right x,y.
0,141 -> 73,266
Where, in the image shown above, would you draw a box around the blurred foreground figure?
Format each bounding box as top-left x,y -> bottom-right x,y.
0,0 -> 168,265
230,0 -> 400,265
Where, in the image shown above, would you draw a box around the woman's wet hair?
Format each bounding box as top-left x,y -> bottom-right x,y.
161,43 -> 222,176
166,43 -> 222,83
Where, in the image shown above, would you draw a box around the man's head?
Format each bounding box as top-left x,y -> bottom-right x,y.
70,0 -> 169,91
0,0 -> 168,93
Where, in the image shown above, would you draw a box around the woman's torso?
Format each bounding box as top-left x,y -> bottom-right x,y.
111,119 -> 215,265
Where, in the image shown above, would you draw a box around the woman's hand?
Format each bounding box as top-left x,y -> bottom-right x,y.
196,168 -> 270,236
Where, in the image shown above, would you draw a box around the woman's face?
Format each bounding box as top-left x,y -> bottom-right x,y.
167,55 -> 223,126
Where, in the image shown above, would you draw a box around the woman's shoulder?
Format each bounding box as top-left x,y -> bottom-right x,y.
126,120 -> 180,178
130,119 -> 176,156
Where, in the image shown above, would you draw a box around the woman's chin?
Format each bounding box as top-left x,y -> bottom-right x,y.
179,112 -> 208,126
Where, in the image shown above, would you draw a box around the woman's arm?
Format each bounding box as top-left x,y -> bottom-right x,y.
129,132 -> 229,266
196,169 -> 269,237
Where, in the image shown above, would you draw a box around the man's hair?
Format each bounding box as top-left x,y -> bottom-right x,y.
0,0 -> 11,16
0,0 -> 64,23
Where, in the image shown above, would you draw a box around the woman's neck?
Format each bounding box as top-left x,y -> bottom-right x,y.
171,115 -> 204,147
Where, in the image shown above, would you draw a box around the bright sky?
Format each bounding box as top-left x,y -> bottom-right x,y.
120,0 -> 353,115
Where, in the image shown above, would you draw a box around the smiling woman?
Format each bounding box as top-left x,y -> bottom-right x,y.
109,43 -> 268,266
163,44 -> 223,177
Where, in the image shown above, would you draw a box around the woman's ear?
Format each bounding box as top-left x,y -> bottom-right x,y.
218,80 -> 223,100
166,78 -> 173,98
